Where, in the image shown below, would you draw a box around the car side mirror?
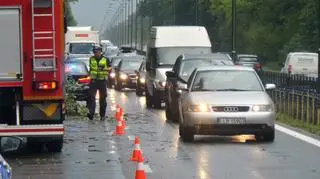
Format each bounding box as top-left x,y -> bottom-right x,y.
265,83 -> 276,90
177,82 -> 188,91
0,136 -> 26,153
165,71 -> 175,78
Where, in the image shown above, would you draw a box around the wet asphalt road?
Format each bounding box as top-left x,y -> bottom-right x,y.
3,89 -> 320,179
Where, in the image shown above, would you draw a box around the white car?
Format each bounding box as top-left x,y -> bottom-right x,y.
178,66 -> 276,142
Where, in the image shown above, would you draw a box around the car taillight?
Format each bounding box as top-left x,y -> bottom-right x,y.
34,81 -> 57,90
78,76 -> 91,84
288,65 -> 292,73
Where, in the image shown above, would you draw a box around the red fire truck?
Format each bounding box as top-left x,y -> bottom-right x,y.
0,0 -> 66,152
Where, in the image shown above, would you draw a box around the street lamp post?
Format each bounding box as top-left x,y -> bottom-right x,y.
131,0 -> 134,48
135,0 -> 138,50
231,0 -> 237,62
140,0 -> 143,51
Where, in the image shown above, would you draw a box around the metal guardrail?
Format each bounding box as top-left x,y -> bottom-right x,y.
258,71 -> 318,95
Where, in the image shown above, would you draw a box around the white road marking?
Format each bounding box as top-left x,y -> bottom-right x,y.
143,164 -> 153,173
128,135 -> 135,141
275,124 -> 320,148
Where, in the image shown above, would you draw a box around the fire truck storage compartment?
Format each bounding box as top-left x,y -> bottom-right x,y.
0,87 -> 21,125
0,8 -> 22,80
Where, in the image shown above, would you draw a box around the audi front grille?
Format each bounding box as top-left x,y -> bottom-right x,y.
211,106 -> 250,112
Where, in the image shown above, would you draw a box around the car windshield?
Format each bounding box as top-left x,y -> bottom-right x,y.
69,43 -> 94,54
112,58 -> 121,67
238,57 -> 258,62
157,47 -> 211,66
179,58 -> 233,82
65,63 -> 88,75
120,61 -> 142,70
191,70 -> 263,91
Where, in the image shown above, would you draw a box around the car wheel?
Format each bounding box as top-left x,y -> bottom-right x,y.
180,122 -> 194,142
46,138 -> 63,153
152,88 -> 162,109
136,83 -> 143,96
145,89 -> 153,108
115,80 -> 122,91
255,129 -> 275,142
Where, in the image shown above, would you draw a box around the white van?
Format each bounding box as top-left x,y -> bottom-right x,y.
281,52 -> 318,78
65,27 -> 100,57
145,26 -> 212,108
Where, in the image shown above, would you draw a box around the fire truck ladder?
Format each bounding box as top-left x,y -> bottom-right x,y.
31,0 -> 56,80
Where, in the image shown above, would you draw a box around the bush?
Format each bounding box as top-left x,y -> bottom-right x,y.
65,77 -> 88,117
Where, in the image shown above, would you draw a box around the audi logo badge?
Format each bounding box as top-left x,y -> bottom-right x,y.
223,106 -> 239,112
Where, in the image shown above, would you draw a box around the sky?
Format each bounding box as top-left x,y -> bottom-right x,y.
70,0 -> 137,33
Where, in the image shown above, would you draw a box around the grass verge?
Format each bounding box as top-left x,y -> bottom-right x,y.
276,113 -> 320,136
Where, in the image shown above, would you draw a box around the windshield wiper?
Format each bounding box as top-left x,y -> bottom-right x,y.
215,88 -> 249,91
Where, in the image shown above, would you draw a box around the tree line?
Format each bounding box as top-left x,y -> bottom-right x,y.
138,0 -> 319,64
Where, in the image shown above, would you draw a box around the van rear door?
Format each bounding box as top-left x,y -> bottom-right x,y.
0,8 -> 22,80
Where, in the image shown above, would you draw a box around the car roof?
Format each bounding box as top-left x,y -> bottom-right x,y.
237,54 -> 258,57
181,53 -> 232,60
195,65 -> 255,72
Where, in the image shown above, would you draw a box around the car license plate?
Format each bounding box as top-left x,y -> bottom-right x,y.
218,118 -> 246,124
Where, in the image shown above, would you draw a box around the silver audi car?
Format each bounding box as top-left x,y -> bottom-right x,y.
177,66 -> 276,142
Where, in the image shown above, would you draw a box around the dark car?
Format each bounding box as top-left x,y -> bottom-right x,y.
117,45 -> 137,56
107,56 -> 123,88
135,60 -> 146,96
165,53 -> 234,122
114,56 -> 144,90
236,54 -> 263,71
65,61 -> 91,101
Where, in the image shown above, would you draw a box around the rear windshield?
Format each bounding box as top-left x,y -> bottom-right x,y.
179,59 -> 233,82
156,47 -> 211,66
238,57 -> 258,62
65,63 -> 88,75
69,43 -> 94,54
291,54 -> 317,66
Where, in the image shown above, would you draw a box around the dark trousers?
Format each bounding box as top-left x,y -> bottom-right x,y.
87,80 -> 107,118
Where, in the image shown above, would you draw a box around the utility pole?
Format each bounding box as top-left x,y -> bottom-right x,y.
131,0 -> 134,48
135,0 -> 138,50
140,0 -> 143,51
195,0 -> 198,25
127,0 -> 130,45
231,0 -> 237,62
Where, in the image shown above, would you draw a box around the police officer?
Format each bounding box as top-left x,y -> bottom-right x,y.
87,45 -> 111,120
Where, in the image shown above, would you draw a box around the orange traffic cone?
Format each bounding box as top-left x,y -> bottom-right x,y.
119,108 -> 124,120
130,136 -> 144,162
113,120 -> 125,135
135,155 -> 146,179
120,113 -> 126,129
115,104 -> 120,120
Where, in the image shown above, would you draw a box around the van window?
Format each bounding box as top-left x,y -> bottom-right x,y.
156,47 -> 211,66
69,43 -> 94,54
290,54 -> 317,66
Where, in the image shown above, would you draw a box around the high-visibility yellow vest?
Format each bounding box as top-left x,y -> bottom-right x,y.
89,56 -> 109,80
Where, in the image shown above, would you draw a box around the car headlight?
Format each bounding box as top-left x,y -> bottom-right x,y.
139,78 -> 145,83
159,81 -> 166,87
120,73 -> 128,80
110,72 -> 115,78
187,104 -> 210,112
252,105 -> 273,112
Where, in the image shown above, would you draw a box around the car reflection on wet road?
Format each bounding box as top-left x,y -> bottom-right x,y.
3,89 -> 320,179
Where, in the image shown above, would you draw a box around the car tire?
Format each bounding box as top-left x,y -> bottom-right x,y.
136,83 -> 143,96
179,123 -> 194,142
145,89 -> 153,108
255,129 -> 275,142
152,88 -> 162,109
115,80 -> 122,91
46,138 -> 63,153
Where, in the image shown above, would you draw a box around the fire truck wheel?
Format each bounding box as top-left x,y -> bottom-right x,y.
46,138 -> 63,153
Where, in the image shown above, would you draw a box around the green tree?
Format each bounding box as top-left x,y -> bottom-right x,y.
65,0 -> 78,26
